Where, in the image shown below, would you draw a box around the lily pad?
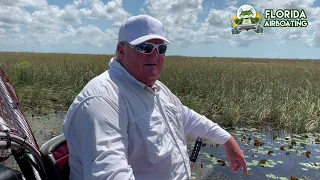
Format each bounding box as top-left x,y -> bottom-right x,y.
210,157 -> 219,164
257,150 -> 269,155
279,177 -> 289,180
260,159 -> 277,168
287,147 -> 298,152
292,134 -> 302,138
268,150 -> 274,156
247,160 -> 259,166
191,127 -> 319,180
206,164 -> 214,169
297,150 -> 307,156
299,162 -> 320,169
267,160 -> 278,166
203,152 -> 212,159
266,173 -> 278,179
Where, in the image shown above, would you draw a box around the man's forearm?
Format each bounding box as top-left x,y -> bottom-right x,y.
182,105 -> 231,144
223,135 -> 236,147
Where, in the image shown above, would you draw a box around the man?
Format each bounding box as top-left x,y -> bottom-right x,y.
62,14 -> 247,180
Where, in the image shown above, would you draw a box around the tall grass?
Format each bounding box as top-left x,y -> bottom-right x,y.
1,52 -> 319,133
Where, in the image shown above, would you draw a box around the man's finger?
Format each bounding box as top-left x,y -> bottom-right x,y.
234,162 -> 241,172
229,160 -> 236,171
241,159 -> 248,174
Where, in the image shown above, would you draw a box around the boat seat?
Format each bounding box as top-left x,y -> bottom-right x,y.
40,134 -> 70,180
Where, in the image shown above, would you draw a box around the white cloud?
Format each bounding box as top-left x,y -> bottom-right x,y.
145,0 -> 263,47
14,24 -> 115,47
310,31 -> 320,47
0,6 -> 32,24
64,24 -> 118,46
30,5 -> 82,26
60,4 -> 82,24
143,0 -> 206,45
143,0 -> 268,47
226,0 -> 237,6
0,0 -> 130,47
0,6 -> 32,33
165,27 -> 198,45
153,0 -> 320,48
0,0 -> 47,9
25,5 -> 69,41
140,7 -> 146,14
205,9 -> 232,28
66,25 -> 109,46
196,9 -> 234,43
249,0 -> 315,12
247,0 -> 320,47
1,0 -> 320,51
0,22 -> 20,33
0,28 -> 5,35
305,21 -> 320,47
78,0 -> 130,25
144,0 -> 203,28
66,24 -> 118,47
76,0 -> 101,5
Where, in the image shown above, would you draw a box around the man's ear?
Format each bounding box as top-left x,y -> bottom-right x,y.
116,42 -> 125,61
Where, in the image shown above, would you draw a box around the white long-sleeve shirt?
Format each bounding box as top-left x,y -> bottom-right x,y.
62,57 -> 231,180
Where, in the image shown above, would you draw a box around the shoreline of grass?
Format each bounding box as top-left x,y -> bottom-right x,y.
1,52 -> 320,134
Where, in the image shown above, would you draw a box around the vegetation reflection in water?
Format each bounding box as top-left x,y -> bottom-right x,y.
188,127 -> 320,180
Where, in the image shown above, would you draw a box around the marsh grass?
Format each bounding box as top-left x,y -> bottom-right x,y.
1,52 -> 320,133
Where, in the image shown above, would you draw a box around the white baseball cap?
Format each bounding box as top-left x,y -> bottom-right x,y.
118,14 -> 170,45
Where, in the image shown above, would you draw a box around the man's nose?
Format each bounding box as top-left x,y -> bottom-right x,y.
148,48 -> 159,61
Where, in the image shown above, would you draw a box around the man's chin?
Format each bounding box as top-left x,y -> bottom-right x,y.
141,75 -> 159,86
144,70 -> 160,78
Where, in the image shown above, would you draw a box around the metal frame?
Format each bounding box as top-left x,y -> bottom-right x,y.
0,132 -> 47,180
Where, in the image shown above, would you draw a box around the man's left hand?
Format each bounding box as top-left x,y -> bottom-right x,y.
224,136 -> 248,174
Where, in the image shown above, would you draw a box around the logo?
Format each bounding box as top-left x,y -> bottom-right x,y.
230,4 -> 308,37
264,9 -> 308,27
230,4 -> 264,37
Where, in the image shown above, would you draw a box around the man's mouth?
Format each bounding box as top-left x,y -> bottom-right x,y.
145,64 -> 157,66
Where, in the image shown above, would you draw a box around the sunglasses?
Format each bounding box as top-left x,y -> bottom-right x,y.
123,42 -> 167,55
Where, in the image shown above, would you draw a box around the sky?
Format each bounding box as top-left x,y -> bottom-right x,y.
0,0 -> 320,59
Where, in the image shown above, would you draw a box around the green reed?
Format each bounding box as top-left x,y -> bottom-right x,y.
1,52 -> 319,133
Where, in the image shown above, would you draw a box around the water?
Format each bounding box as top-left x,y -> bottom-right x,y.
187,126 -> 320,180
25,111 -> 65,146
2,111 -> 319,180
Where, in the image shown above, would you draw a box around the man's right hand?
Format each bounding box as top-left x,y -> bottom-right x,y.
224,136 -> 248,174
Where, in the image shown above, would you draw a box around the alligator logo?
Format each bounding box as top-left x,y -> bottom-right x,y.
230,4 -> 264,37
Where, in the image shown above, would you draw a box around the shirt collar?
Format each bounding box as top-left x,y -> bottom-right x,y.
108,57 -> 161,93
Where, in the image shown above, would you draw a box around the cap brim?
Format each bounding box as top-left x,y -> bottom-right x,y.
129,34 -> 170,45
